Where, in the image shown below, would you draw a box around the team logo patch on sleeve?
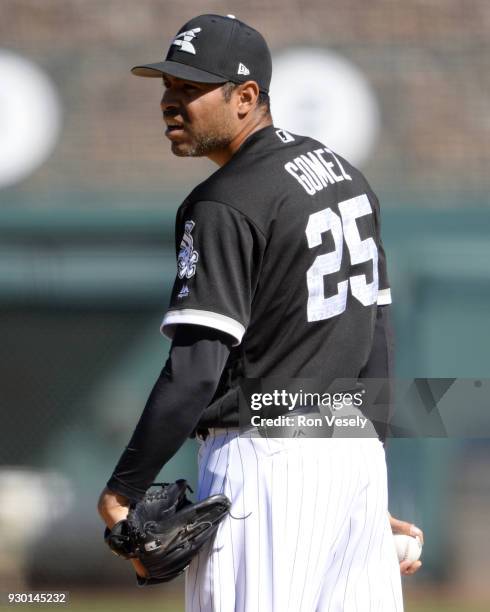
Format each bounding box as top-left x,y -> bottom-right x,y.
178,220 -> 199,279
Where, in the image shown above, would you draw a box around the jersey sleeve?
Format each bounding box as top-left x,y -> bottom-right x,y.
161,200 -> 265,346
369,191 -> 392,306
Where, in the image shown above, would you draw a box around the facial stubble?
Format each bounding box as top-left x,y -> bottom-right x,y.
171,131 -> 233,158
171,97 -> 236,158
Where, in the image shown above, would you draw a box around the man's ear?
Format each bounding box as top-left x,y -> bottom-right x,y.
236,81 -> 260,116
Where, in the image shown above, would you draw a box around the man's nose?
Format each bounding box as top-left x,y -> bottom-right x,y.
160,89 -> 180,112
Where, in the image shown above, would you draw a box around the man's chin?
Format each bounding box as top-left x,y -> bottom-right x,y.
171,142 -> 203,158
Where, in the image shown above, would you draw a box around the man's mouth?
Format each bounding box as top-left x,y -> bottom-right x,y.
165,123 -> 186,137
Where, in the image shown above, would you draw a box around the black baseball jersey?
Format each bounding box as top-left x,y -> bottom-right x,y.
162,125 -> 391,426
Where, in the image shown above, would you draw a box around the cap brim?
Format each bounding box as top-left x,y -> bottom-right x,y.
131,60 -> 228,84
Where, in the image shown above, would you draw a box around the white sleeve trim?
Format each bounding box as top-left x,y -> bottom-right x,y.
377,288 -> 392,305
161,309 -> 246,346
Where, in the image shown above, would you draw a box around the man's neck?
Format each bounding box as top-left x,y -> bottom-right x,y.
208,116 -> 273,167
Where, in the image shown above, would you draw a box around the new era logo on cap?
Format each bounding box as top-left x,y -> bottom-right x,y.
172,28 -> 202,55
237,63 -> 250,76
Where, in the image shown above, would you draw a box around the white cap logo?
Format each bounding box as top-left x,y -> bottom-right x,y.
172,28 -> 202,55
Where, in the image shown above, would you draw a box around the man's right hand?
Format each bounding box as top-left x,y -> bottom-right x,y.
389,513 -> 424,576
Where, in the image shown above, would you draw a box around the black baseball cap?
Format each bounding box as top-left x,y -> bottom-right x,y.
131,14 -> 272,93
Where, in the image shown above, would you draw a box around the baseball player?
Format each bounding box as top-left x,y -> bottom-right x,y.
98,14 -> 422,610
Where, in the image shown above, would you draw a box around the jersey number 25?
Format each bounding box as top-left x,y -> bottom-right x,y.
305,194 -> 378,322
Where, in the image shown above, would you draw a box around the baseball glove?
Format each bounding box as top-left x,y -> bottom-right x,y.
104,479 -> 231,585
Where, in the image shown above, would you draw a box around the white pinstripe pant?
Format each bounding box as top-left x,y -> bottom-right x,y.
185,431 -> 403,612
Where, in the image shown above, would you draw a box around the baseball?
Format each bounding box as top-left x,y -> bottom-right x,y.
393,534 -> 422,563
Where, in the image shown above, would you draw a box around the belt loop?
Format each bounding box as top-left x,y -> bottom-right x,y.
196,427 -> 209,441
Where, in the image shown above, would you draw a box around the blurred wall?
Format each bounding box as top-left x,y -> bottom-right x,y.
1,0 -> 489,206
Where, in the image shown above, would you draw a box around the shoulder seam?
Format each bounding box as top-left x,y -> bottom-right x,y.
183,198 -> 268,240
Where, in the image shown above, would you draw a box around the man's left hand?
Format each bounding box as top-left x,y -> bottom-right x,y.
97,487 -> 149,578
97,486 -> 131,528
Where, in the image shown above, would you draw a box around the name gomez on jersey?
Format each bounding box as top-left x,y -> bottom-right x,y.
161,126 -> 392,428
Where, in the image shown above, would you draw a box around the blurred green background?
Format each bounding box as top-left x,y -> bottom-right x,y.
1,1 -> 489,610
